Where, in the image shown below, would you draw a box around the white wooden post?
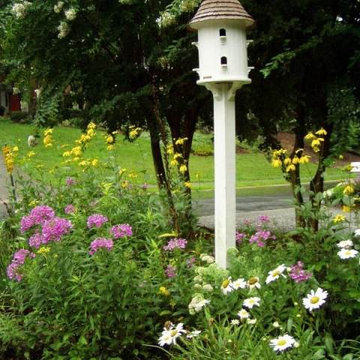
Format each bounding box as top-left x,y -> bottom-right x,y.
206,83 -> 242,268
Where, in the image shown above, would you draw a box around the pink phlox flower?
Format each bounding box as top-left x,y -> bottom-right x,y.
111,224 -> 133,239
163,238 -> 187,251
165,264 -> 176,278
65,204 -> 76,214
7,249 -> 35,281
20,205 -> 55,232
87,214 -> 108,229
258,215 -> 270,223
41,217 -> 72,244
29,232 -> 44,248
289,261 -> 312,283
236,232 -> 246,244
89,238 -> 114,255
249,229 -> 276,247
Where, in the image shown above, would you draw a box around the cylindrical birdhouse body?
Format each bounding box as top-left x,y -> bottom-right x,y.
194,20 -> 250,85
190,0 -> 254,86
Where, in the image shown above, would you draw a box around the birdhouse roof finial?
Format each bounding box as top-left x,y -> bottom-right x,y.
189,0 -> 254,28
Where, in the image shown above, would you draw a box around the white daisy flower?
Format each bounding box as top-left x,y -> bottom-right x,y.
186,330 -> 201,339
247,276 -> 261,290
269,334 -> 296,352
221,277 -> 234,295
158,323 -> 185,346
302,288 -> 328,312
266,264 -> 286,284
231,319 -> 240,326
243,297 -> 261,309
337,248 -> 358,259
337,240 -> 353,249
237,308 -> 250,319
354,229 -> 360,237
247,318 -> 257,325
232,278 -> 247,290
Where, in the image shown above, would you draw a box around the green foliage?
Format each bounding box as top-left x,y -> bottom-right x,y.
9,111 -> 30,123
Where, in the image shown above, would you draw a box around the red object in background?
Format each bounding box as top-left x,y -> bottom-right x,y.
9,94 -> 21,112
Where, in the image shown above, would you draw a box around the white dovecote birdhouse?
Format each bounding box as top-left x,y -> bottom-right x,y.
189,0 -> 254,87
189,0 -> 254,268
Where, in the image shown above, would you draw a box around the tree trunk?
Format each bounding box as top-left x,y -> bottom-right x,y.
290,106 -> 306,228
309,131 -> 331,231
149,78 -> 179,232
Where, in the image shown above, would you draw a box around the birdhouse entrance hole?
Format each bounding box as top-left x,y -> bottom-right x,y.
219,28 -> 226,37
221,56 -> 227,66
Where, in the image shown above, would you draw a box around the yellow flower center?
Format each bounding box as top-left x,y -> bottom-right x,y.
170,330 -> 178,337
277,339 -> 287,346
248,277 -> 258,285
310,296 -> 319,304
272,271 -> 280,278
222,279 -> 230,288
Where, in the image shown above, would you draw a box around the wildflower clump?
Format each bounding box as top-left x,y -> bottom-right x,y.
129,125 -> 142,140
271,148 -> 310,173
20,205 -> 56,232
163,237 -> 187,251
87,214 -> 108,229
289,261 -> 312,283
89,238 -> 114,255
11,1 -> 31,19
43,128 -> 54,147
2,145 -> 18,174
110,224 -> 133,239
6,249 -> 35,281
305,128 -> 327,153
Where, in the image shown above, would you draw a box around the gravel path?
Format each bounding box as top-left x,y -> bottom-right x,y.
197,207 -> 356,232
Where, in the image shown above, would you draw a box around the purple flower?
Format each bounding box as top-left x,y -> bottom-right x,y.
289,261 -> 312,283
6,262 -> 23,282
111,224 -> 133,239
13,249 -> 34,264
87,214 -> 108,229
65,204 -> 76,214
258,215 -> 270,223
20,205 -> 55,232
66,177 -> 76,186
7,249 -> 35,281
236,232 -> 246,244
29,232 -> 43,248
89,237 -> 114,255
163,238 -> 187,251
41,217 -> 72,244
165,265 -> 176,278
249,229 -> 276,247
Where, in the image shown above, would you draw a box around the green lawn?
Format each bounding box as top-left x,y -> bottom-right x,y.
0,118 -> 345,191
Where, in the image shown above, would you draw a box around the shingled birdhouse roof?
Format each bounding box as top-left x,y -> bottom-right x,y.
189,0 -> 254,28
